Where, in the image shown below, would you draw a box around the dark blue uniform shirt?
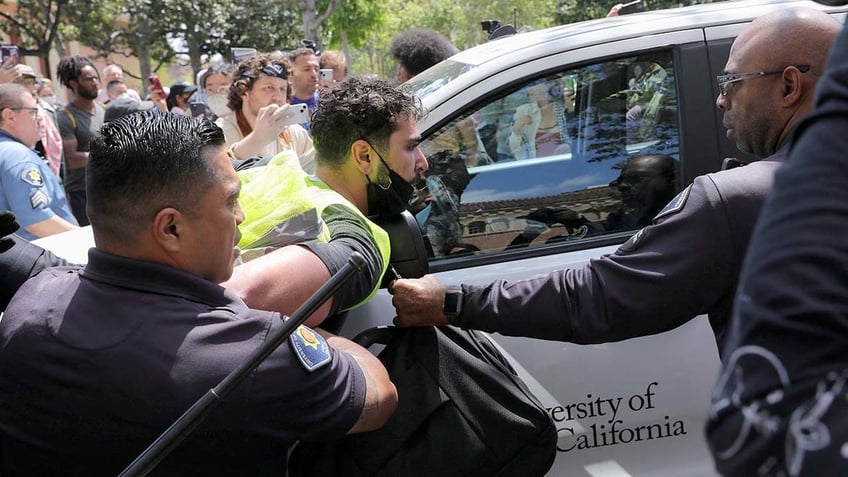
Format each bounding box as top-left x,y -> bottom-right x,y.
707,23 -> 848,477
0,248 -> 365,476
457,146 -> 788,356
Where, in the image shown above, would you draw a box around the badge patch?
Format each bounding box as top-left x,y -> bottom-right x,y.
21,167 -> 44,187
653,184 -> 692,222
30,190 -> 49,209
617,227 -> 647,253
289,325 -> 331,372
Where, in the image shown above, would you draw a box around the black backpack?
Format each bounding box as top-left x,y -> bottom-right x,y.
288,325 -> 557,477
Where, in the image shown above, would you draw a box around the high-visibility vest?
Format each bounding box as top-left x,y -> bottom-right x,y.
237,151 -> 391,309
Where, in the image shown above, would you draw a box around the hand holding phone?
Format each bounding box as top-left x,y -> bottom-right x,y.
1,45 -> 19,70
281,103 -> 309,127
148,75 -> 165,100
619,0 -> 643,15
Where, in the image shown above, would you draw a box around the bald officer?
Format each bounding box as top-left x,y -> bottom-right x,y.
390,8 -> 842,358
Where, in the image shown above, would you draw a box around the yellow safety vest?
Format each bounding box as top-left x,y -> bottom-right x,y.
237,151 -> 391,309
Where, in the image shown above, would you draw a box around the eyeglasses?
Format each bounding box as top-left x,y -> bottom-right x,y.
716,65 -> 810,96
7,107 -> 39,117
205,86 -> 230,95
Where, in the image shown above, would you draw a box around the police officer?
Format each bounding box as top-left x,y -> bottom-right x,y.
0,83 -> 78,240
707,3 -> 848,474
391,8 -> 842,357
0,112 -> 397,475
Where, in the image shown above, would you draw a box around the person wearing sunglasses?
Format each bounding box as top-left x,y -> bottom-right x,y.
391,8 -> 840,359
218,52 -> 315,173
0,83 -> 77,240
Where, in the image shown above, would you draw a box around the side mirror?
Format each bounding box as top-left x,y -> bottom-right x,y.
370,210 -> 430,288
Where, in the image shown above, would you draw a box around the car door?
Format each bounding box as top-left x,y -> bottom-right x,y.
340,28 -> 727,476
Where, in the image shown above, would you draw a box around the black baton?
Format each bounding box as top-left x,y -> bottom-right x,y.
119,252 -> 367,477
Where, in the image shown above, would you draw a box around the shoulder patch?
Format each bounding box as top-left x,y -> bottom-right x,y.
617,226 -> 648,253
21,167 -> 44,187
652,184 -> 692,222
289,325 -> 331,372
30,190 -> 49,209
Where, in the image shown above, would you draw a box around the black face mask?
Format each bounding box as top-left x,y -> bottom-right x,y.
365,146 -> 415,217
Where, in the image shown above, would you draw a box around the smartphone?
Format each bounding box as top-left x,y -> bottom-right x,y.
148,75 -> 164,99
1,45 -> 19,70
281,103 -> 309,127
189,101 -> 207,117
320,69 -> 334,82
619,0 -> 643,15
231,47 -> 257,64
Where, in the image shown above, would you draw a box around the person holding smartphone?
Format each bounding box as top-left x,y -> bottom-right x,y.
217,52 -> 315,173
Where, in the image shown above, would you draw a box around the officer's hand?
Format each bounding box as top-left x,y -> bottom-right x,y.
390,275 -> 449,327
0,210 -> 20,253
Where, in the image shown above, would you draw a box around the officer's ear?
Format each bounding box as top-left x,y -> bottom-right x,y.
151,207 -> 184,253
351,139 -> 373,175
781,67 -> 805,106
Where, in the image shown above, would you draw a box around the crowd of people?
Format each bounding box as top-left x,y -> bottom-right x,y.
1,3 -> 848,475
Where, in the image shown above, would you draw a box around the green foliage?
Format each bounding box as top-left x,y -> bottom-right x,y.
223,1 -> 301,53
323,0 -> 386,50
0,0 -> 67,58
7,0 -> 727,83
555,0 -> 720,24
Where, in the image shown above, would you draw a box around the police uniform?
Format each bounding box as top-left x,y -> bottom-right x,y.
707,25 -> 848,477
0,248 -> 366,476
237,151 -> 391,314
455,146 -> 788,356
0,129 -> 77,240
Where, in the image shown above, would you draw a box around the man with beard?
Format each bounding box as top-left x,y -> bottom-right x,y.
221,76 -> 430,326
390,8 -> 841,358
57,55 -> 104,226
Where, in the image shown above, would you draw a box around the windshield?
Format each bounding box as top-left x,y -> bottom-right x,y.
406,59 -> 478,101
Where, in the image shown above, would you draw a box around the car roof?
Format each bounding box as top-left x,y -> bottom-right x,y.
409,0 -> 848,108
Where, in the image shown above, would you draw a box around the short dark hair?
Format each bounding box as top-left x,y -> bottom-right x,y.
57,55 -> 96,89
390,29 -> 457,77
87,112 -> 226,244
227,52 -> 290,112
311,76 -> 424,167
288,47 -> 317,66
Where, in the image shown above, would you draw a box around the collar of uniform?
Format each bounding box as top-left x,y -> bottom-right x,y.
0,128 -> 27,148
81,248 -> 246,310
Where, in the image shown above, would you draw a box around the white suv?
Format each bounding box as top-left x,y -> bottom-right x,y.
33,2 -> 848,475
339,2 -> 848,476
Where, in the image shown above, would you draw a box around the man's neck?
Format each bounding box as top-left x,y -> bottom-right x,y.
242,105 -> 257,129
315,164 -> 367,213
292,90 -> 315,102
71,95 -> 95,111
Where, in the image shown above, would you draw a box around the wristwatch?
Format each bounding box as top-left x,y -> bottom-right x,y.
443,285 -> 464,325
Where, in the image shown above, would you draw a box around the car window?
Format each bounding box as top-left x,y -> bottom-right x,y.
413,50 -> 681,259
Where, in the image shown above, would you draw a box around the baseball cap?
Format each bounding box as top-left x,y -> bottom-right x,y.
15,64 -> 36,78
170,82 -> 198,96
105,95 -> 156,122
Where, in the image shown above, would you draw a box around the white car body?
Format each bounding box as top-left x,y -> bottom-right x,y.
34,2 -> 848,475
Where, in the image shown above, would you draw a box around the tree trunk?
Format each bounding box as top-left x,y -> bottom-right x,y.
135,13 -> 153,96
